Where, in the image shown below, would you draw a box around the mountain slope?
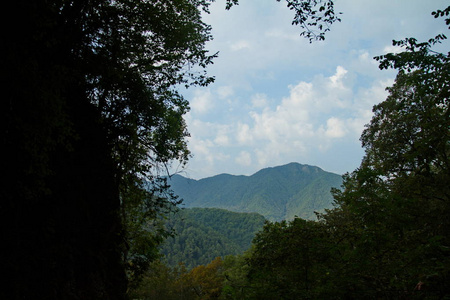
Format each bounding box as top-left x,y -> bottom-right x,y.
169,162 -> 342,221
160,208 -> 266,269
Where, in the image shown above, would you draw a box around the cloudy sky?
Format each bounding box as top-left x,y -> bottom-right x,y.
175,0 -> 449,179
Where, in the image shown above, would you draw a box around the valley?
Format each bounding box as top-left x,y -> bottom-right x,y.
160,162 -> 342,268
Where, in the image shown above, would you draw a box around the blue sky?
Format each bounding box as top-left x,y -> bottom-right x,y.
175,0 -> 449,179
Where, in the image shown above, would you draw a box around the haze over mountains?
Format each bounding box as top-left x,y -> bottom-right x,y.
169,162 -> 343,221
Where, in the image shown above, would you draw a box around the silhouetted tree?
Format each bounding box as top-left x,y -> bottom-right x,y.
1,0 -> 341,298
2,0 -> 214,298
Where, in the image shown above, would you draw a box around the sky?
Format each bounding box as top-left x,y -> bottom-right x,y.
174,0 -> 450,179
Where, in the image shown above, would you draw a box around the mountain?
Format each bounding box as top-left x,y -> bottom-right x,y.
160,208 -> 266,269
169,162 -> 342,221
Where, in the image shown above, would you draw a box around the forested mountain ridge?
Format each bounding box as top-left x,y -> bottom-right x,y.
169,162 -> 342,221
160,208 -> 266,269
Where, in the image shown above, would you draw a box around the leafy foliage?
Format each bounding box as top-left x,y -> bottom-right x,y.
247,219 -> 334,299
327,7 -> 450,295
226,0 -> 341,42
0,0 -> 344,297
129,257 -> 225,300
160,208 -> 266,269
182,257 -> 225,299
2,0 -> 216,298
205,6 -> 450,300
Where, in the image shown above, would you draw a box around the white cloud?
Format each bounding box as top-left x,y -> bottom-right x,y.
227,66 -> 385,168
184,113 -> 215,137
358,51 -> 370,62
183,64 -> 391,178
190,89 -> 213,114
189,138 -> 214,163
329,66 -> 348,89
237,123 -> 253,145
184,133 -> 231,178
251,93 -> 269,108
235,151 -> 252,166
217,85 -> 234,99
325,117 -> 347,138
179,0 -> 448,179
265,29 -> 299,41
214,125 -> 231,146
383,44 -> 403,54
214,134 -> 229,146
230,40 -> 251,51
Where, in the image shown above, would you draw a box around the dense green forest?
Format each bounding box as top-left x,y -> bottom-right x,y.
3,1 -> 338,297
160,208 -> 266,269
131,6 -> 450,299
169,163 -> 342,221
3,0 -> 214,298
3,0 -> 449,298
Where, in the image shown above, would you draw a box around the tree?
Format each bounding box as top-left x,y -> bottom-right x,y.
326,6 -> 450,297
129,257 -> 224,300
226,0 -> 341,42
127,260 -> 189,300
1,0 -> 340,298
2,0 -> 215,298
221,252 -> 254,300
246,219 -> 334,299
181,257 -> 225,299
233,6 -> 450,299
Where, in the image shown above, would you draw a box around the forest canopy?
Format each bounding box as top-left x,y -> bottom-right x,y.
243,7 -> 450,299
1,0 -> 340,298
131,5 -> 450,299
4,0 -> 448,298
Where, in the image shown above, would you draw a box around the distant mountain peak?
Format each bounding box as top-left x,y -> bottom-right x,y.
169,162 -> 342,221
